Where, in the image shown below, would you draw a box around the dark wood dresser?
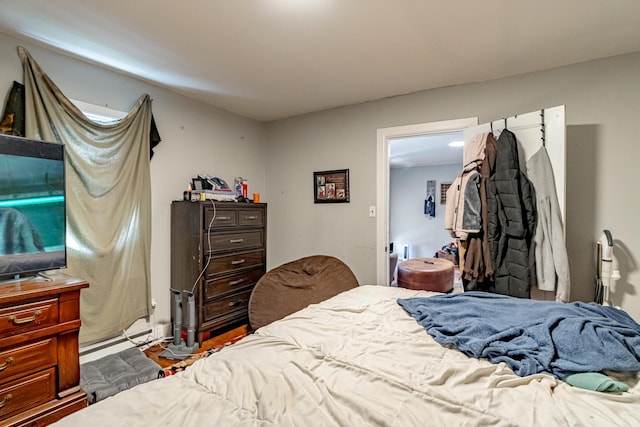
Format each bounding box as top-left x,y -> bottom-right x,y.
0,273 -> 88,426
171,201 -> 266,344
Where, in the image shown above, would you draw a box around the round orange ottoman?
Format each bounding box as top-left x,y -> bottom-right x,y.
397,257 -> 454,292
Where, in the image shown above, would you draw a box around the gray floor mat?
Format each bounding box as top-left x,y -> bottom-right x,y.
80,347 -> 162,404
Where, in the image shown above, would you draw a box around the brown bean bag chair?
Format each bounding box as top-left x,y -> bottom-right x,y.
248,255 -> 359,330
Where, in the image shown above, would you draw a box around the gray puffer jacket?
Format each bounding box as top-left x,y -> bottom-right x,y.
487,129 -> 536,298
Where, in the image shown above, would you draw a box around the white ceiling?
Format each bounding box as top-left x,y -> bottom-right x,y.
390,132 -> 464,168
0,1 -> 639,124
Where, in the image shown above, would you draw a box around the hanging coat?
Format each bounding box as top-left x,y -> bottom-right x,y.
487,129 -> 536,298
464,133 -> 497,289
444,166 -> 480,240
526,146 -> 570,302
444,133 -> 486,240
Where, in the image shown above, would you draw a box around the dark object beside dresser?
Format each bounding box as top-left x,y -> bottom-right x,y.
171,201 -> 266,344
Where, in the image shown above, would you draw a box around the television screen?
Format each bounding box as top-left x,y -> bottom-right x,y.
0,134 -> 66,279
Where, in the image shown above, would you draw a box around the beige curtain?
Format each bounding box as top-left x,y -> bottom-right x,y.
19,47 -> 152,343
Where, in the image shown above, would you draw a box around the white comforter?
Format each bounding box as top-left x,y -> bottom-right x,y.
55,286 -> 640,426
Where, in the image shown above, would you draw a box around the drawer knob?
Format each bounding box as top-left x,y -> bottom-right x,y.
231,259 -> 246,266
217,216 -> 232,220
0,393 -> 11,409
8,310 -> 41,325
229,238 -> 244,243
244,216 -> 259,220
229,278 -> 245,286
0,357 -> 14,372
228,300 -> 243,307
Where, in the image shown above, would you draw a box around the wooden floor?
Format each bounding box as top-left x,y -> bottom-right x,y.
144,324 -> 249,368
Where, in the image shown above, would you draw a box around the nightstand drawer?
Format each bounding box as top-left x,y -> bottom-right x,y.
207,250 -> 264,276
204,209 -> 237,228
0,367 -> 56,421
209,230 -> 264,252
205,269 -> 263,299
238,209 -> 264,227
0,299 -> 58,336
203,289 -> 252,322
0,338 -> 56,383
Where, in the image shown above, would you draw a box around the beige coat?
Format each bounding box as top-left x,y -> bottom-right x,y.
444,133 -> 487,240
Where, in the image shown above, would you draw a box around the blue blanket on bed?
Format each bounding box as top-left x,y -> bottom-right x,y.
397,292 -> 640,379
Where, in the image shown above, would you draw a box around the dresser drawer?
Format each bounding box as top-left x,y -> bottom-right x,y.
209,230 -> 264,252
238,209 -> 264,227
0,299 -> 58,336
0,367 -> 56,421
204,208 -> 237,228
203,289 -> 252,322
0,338 -> 56,383
205,269 -> 263,300
207,250 -> 264,276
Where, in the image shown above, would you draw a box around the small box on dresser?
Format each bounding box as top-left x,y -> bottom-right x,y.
171,201 -> 266,344
0,273 -> 89,426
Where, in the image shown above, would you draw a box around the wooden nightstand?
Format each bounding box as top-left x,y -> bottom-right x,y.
0,273 -> 89,426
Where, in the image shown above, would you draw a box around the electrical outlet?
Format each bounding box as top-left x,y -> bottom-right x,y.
151,298 -> 157,309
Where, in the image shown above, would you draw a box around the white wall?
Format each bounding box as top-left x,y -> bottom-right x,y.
390,164 -> 460,260
0,33 -> 267,332
266,52 -> 640,320
3,30 -> 639,328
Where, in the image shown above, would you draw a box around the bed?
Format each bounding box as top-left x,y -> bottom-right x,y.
54,285 -> 640,426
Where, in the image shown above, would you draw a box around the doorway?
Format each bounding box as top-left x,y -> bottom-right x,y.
389,131 -> 464,265
375,117 -> 478,285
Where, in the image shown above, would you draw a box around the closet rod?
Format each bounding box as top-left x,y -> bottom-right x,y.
493,122 -> 540,132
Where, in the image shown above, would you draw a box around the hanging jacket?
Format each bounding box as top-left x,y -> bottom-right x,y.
487,129 -> 536,298
464,133 -> 497,288
444,165 -> 480,240
526,146 -> 570,302
444,133 -> 486,240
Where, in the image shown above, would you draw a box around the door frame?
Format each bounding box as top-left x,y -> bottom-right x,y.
375,117 -> 478,285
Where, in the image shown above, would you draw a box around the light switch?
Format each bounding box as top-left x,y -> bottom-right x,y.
369,206 -> 376,217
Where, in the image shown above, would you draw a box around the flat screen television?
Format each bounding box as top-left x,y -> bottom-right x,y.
0,134 -> 66,279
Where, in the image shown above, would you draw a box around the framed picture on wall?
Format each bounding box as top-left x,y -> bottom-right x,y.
314,169 -> 349,203
440,183 -> 451,204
